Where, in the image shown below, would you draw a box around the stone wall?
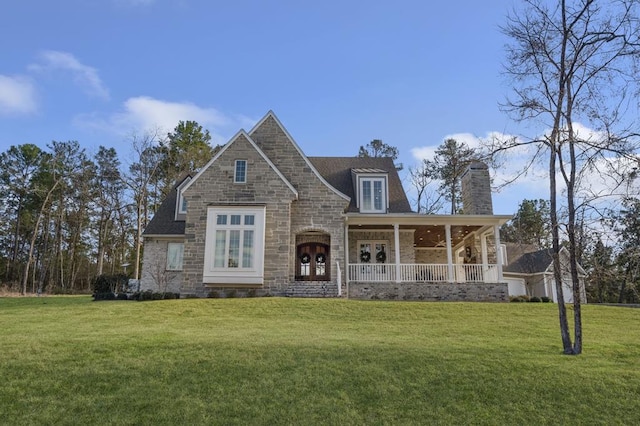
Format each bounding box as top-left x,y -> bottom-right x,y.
181,133 -> 297,297
181,115 -> 348,297
348,229 -> 415,264
348,281 -> 508,301
414,248 -> 447,264
461,161 -> 493,215
251,115 -> 349,292
139,238 -> 183,293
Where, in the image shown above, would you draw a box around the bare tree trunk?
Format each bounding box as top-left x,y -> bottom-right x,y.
22,181 -> 59,295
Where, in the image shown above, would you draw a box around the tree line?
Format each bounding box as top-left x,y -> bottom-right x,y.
0,121 -> 216,294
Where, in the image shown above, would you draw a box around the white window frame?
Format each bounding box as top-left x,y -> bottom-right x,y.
357,240 -> 389,263
358,175 -> 388,213
175,177 -> 191,219
203,206 -> 265,284
234,159 -> 247,184
166,242 -> 184,271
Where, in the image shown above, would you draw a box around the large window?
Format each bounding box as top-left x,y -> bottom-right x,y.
203,206 -> 265,284
166,242 -> 184,271
359,177 -> 387,213
213,213 -> 256,268
234,160 -> 247,183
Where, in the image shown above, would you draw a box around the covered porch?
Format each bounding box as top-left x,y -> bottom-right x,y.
344,213 -> 511,287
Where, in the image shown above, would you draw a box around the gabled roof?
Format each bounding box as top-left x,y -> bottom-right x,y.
309,156 -> 412,213
503,247 -> 554,274
503,245 -> 586,276
248,111 -> 350,202
181,129 -> 298,198
142,174 -> 191,236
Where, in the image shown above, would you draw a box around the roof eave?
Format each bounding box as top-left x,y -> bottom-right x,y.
345,213 -> 512,226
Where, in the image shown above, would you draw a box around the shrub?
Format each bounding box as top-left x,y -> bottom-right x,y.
165,292 -> 180,299
541,296 -> 551,303
207,290 -> 220,299
91,274 -> 129,298
116,293 -> 129,300
226,289 -> 237,298
139,290 -> 154,301
510,296 -> 530,303
529,296 -> 542,303
247,289 -> 256,298
93,292 -> 116,301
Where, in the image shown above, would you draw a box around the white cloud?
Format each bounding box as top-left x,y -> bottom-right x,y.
0,74 -> 37,115
75,96 -> 241,145
29,50 -> 109,100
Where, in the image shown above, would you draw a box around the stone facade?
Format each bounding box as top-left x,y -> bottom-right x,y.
139,239 -> 183,294
180,115 -> 348,297
140,112 -> 510,302
250,115 -> 348,293
348,229 -> 415,264
348,281 -> 508,301
461,161 -> 493,215
414,249 -> 447,264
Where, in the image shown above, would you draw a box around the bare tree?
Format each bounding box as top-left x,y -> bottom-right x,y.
408,163 -> 444,214
123,129 -> 164,281
500,0 -> 640,354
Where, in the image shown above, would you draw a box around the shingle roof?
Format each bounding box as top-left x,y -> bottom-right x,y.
503,247 -> 554,274
308,156 -> 412,213
142,176 -> 189,236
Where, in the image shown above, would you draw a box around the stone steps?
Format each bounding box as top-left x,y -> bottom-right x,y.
283,281 -> 340,298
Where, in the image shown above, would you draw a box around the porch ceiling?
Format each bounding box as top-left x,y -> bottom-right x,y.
348,224 -> 484,248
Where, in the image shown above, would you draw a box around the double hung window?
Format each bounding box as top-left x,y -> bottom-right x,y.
166,242 -> 184,271
359,177 -> 387,213
203,206 -> 265,284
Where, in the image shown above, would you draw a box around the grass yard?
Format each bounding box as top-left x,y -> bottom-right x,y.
0,297 -> 638,425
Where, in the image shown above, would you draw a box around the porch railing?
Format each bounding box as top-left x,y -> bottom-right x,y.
348,263 -> 499,283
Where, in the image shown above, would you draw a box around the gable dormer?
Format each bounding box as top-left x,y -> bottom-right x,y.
351,168 -> 389,213
175,176 -> 192,220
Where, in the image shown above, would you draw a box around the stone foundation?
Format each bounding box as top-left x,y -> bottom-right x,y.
347,282 -> 508,302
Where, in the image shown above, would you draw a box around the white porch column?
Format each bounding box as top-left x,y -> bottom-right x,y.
494,225 -> 504,282
394,223 -> 401,283
445,224 -> 454,282
344,224 -> 349,295
480,233 -> 489,266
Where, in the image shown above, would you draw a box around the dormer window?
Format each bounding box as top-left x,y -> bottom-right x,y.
352,169 -> 388,213
361,178 -> 385,212
234,160 -> 247,183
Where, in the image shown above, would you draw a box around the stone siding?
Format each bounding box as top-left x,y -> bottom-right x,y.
348,229 -> 415,264
414,248 -> 447,264
181,133 -> 297,297
181,116 -> 348,297
139,238 -> 183,293
348,282 -> 508,301
461,161 -> 493,215
251,115 -> 349,292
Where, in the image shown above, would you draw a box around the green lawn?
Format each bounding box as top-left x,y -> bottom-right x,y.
0,297 -> 638,425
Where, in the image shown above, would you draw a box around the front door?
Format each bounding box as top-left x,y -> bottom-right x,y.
296,243 -> 330,281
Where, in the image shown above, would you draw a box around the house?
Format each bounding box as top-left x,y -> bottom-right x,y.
140,111 -> 512,300
503,244 -> 587,303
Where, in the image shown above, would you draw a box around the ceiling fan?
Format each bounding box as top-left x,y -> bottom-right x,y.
434,234 -> 446,248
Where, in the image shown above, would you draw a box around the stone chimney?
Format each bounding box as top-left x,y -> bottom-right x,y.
461,161 -> 493,215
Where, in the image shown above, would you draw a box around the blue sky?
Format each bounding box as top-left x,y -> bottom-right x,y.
0,0 -> 547,214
